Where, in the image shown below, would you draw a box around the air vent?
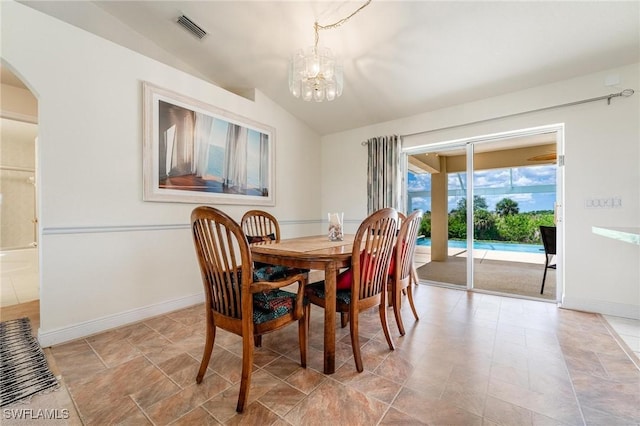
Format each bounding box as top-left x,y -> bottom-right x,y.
177,15 -> 207,40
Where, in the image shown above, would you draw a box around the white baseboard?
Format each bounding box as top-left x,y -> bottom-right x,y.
561,296 -> 640,320
37,293 -> 205,347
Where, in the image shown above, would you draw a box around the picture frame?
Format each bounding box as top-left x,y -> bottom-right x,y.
142,82 -> 275,206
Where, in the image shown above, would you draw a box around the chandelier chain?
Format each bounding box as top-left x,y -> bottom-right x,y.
313,0 -> 372,48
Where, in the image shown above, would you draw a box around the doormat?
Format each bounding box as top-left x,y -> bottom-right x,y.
0,317 -> 58,407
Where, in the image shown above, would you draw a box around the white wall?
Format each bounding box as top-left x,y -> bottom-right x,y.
0,118 -> 38,248
322,63 -> 640,319
2,1 -> 323,345
3,0 -> 638,347
0,83 -> 37,122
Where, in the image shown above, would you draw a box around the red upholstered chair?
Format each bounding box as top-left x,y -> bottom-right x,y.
305,207 -> 399,372
191,206 -> 308,412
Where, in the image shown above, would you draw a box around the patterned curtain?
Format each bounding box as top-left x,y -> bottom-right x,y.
367,135 -> 401,214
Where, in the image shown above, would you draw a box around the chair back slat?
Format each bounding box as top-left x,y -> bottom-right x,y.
353,208 -> 399,301
396,210 -> 423,281
192,207 -> 252,320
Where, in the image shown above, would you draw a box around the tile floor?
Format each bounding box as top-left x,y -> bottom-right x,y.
2,250 -> 639,425
3,285 -> 638,425
0,248 -> 39,307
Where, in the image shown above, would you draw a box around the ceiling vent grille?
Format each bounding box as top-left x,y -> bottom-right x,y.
177,15 -> 207,39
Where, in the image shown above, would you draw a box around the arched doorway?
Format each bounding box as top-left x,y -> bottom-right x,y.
0,65 -> 40,324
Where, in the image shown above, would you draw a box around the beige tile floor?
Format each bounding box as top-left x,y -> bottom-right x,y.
1,248 -> 39,307
2,250 -> 639,425
2,285 -> 639,425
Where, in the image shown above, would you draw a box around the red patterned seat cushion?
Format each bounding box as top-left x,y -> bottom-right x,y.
336,246 -> 401,290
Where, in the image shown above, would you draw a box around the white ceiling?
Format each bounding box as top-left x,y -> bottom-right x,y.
16,1 -> 640,135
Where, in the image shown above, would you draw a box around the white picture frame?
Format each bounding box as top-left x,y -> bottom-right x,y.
142,82 -> 275,206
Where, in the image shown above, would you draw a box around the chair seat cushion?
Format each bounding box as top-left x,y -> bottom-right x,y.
336,268 -> 353,290
335,249 -> 396,290
246,233 -> 276,243
306,281 -> 351,305
253,265 -> 293,281
253,265 -> 308,281
253,289 -> 297,324
388,241 -> 409,277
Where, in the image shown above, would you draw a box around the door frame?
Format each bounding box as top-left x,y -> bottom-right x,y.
403,123 -> 564,303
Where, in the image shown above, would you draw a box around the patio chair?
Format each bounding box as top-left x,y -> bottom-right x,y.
389,210 -> 423,335
305,207 -> 399,372
191,206 -> 308,412
539,225 -> 556,294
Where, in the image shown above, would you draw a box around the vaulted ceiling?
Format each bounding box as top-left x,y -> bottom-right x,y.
16,1 -> 640,135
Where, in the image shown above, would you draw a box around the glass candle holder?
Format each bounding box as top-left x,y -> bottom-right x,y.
328,212 -> 344,241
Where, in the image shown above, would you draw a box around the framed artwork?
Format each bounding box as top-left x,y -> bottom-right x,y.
142,82 -> 275,205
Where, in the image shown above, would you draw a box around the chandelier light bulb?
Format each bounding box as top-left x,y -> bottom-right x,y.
290,46 -> 343,102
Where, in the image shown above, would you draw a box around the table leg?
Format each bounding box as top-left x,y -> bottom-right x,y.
323,262 -> 337,374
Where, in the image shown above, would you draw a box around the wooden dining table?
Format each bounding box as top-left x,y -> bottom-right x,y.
250,234 -> 355,374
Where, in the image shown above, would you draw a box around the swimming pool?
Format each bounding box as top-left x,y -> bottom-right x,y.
416,238 -> 543,253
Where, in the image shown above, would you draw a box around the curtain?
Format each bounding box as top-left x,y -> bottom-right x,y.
223,123 -> 248,190
367,135 -> 401,214
193,112 -> 215,176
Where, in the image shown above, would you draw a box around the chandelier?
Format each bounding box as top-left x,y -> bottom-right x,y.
289,0 -> 371,102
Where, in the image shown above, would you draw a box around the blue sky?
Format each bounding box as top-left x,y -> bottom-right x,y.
408,165 -> 556,213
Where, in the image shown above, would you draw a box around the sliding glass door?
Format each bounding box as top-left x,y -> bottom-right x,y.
408,126 -> 561,301
409,144 -> 468,287
470,136 -> 559,300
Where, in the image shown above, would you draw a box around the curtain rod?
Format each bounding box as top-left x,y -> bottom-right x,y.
361,88 -> 634,144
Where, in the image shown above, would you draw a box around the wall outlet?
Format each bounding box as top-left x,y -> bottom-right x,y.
585,197 -> 622,208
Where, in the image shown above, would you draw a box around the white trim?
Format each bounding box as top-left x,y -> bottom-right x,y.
42,220 -> 323,236
37,293 -> 205,347
42,224 -> 189,235
466,143 -> 474,290
562,297 -> 640,320
0,109 -> 37,124
403,123 -> 565,300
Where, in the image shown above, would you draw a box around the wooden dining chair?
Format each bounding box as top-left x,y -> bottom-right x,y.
241,210 -> 281,243
191,206 -> 308,413
388,210 -> 423,336
397,212 -> 420,288
305,207 -> 399,372
241,209 -> 310,315
241,209 -> 309,349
